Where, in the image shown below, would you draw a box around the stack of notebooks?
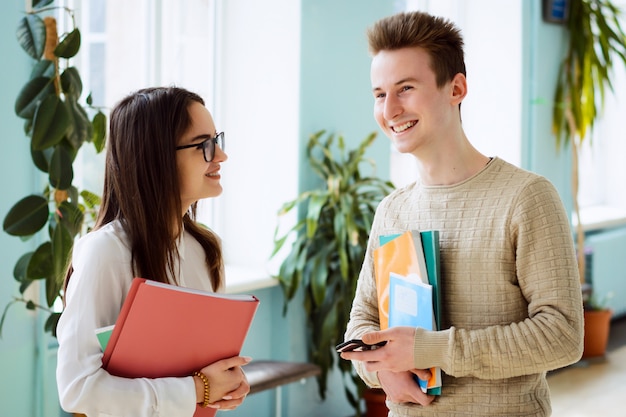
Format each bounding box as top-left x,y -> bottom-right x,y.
373,230 -> 442,395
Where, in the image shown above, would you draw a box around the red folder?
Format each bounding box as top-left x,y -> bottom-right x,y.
101,278 -> 260,417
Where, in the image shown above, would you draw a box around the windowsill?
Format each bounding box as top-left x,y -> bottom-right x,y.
224,264 -> 279,294
573,205 -> 626,233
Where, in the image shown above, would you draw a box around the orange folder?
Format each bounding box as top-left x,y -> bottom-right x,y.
101,278 -> 260,417
373,231 -> 427,330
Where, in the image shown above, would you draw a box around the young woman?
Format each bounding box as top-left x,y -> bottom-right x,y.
56,87 -> 251,416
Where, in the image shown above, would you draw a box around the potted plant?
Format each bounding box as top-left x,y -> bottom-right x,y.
271,130 -> 394,416
551,0 -> 626,364
551,0 -> 626,283
1,0 -> 106,338
582,288 -> 614,358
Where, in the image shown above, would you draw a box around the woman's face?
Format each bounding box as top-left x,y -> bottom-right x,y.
176,101 -> 228,214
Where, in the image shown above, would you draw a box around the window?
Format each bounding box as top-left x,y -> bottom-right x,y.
577,0 -> 626,230
66,0 -> 300,289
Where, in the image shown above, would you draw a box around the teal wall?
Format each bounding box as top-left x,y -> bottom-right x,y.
0,1 -> 592,417
299,0 -> 395,193
521,0 -> 572,210
0,1 -> 43,416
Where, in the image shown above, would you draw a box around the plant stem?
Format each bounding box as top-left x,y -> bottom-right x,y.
565,107 -> 586,285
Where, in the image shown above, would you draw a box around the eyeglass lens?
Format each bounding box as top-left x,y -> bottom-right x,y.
203,132 -> 225,162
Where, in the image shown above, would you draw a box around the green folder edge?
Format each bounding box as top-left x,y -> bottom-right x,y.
379,231 -> 442,396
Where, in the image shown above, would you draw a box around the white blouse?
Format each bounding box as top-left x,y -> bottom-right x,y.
56,220 -> 219,416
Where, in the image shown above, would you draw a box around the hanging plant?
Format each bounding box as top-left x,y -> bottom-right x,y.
1,0 -> 106,337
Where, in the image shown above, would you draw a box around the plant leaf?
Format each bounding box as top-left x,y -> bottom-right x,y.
54,28 -> 81,59
13,252 -> 34,282
27,241 -> 53,280
60,67 -> 83,99
45,312 -> 62,337
49,146 -> 74,190
79,190 -> 102,210
14,76 -> 55,119
92,111 -> 107,151
30,59 -> 55,78
31,146 -> 53,173
33,0 -> 55,8
57,200 -> 84,237
64,96 -> 92,150
3,195 -> 49,236
305,193 -> 328,238
51,223 -> 72,295
16,14 -> 46,59
32,95 -> 71,150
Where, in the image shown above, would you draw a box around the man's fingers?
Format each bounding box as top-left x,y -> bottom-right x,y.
410,368 -> 432,381
361,329 -> 391,345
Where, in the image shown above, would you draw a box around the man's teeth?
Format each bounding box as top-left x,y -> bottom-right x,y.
393,121 -> 416,132
205,172 -> 218,177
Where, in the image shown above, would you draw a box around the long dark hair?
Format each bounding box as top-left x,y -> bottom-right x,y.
65,87 -> 223,296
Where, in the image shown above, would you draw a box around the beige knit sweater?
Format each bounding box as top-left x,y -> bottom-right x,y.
346,157 -> 584,416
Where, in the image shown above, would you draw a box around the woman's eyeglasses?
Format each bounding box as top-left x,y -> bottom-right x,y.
175,132 -> 225,162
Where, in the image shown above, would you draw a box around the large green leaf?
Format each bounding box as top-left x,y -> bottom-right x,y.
13,252 -> 34,282
32,95 -> 71,150
3,195 -> 49,236
33,0 -> 54,7
305,193 -> 328,238
58,200 -> 84,237
16,14 -> 46,59
92,111 -> 107,151
64,97 -> 92,150
49,146 -> 74,190
52,223 -> 73,291
45,312 -> 62,337
27,241 -> 53,280
30,59 -> 55,78
54,28 -> 81,59
15,76 -> 55,119
60,67 -> 83,99
31,146 -> 53,173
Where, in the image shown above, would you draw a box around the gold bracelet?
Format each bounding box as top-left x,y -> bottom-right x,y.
193,371 -> 211,407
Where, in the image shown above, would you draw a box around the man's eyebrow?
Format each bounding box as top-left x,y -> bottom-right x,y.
372,78 -> 418,93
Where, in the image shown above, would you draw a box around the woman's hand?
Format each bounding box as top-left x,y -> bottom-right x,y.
195,355 -> 252,409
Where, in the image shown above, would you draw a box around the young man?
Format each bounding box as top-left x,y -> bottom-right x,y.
341,11 -> 584,417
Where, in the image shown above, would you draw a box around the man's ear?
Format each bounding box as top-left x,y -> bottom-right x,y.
450,72 -> 467,105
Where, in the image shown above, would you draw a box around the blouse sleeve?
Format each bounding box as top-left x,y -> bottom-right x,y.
56,228 -> 197,417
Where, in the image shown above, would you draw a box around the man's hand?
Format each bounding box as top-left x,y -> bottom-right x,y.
340,326 -> 417,373
378,370 -> 435,406
340,327 -> 435,407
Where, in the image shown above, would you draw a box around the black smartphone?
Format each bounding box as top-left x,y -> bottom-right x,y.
335,338 -> 387,352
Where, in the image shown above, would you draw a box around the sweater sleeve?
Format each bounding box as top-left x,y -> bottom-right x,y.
56,228 -> 197,417
344,199 -> 389,388
413,177 -> 584,379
